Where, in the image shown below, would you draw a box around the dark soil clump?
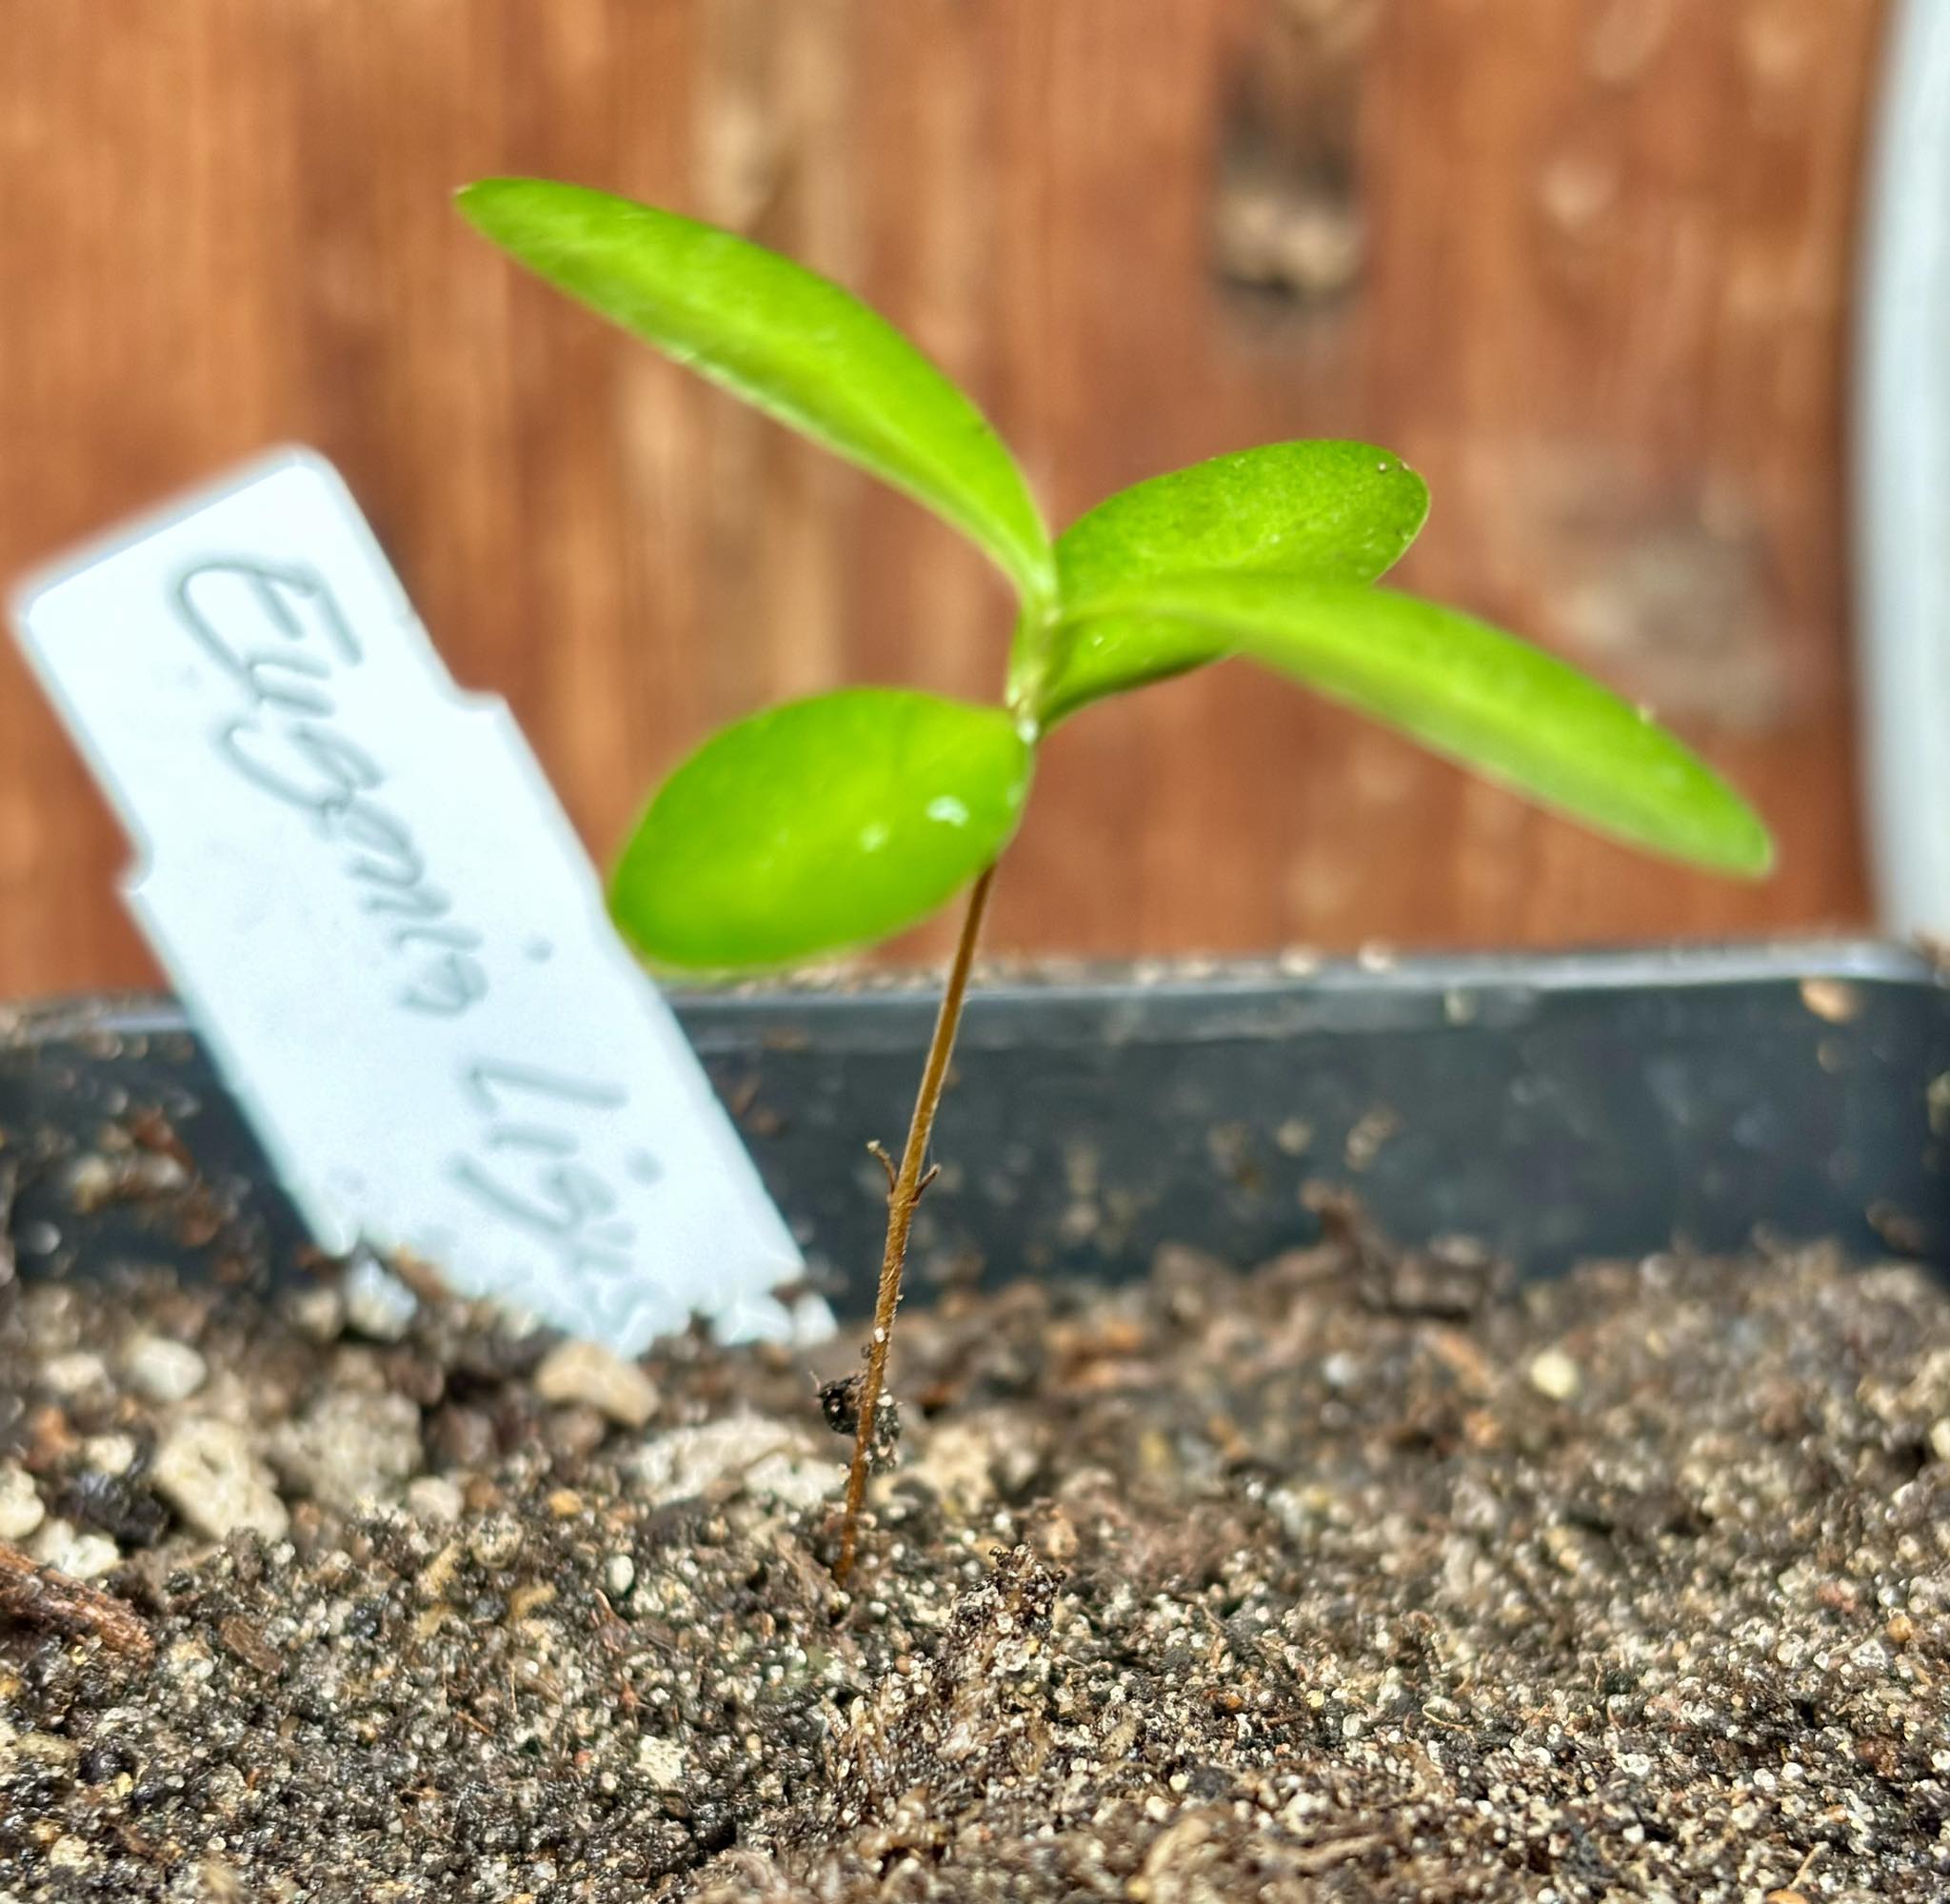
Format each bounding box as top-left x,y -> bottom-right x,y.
3,1229 -> 1949,1900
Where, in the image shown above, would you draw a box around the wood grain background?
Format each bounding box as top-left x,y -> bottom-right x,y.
0,0 -> 1883,996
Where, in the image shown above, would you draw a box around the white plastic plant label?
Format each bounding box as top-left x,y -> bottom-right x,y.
10,448 -> 819,1354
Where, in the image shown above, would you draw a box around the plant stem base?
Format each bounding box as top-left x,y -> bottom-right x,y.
833,863 -> 997,1585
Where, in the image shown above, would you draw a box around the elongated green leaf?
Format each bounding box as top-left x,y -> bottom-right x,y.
1035,443 -> 1428,724
611,689 -> 1033,969
1063,577 -> 1773,875
460,178 -> 1055,606
1061,442 -> 1429,604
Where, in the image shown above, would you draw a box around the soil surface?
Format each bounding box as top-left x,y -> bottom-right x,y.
3,1220 -> 1949,1901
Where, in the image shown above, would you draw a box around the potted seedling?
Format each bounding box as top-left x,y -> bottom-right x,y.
454,180 -> 1773,1579
8,180 -> 1950,1899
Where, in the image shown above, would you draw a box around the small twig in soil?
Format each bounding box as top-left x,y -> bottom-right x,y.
0,1539 -> 152,1657
1289,1832 -> 1390,1876
834,863 -> 996,1584
0,1154 -> 25,1290
1763,1843 -> 1824,1904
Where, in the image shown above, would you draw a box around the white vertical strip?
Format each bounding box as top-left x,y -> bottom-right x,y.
1856,0 -> 1950,938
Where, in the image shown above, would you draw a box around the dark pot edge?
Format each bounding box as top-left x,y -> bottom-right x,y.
4,935 -> 1947,1311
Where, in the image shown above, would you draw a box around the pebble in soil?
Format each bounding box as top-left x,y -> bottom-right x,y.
1,1227 -> 1949,1900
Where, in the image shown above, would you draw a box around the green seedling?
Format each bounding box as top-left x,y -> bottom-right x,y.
459,178 -> 1774,1580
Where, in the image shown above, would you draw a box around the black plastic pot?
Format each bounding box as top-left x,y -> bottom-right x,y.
3,940 -> 1946,1312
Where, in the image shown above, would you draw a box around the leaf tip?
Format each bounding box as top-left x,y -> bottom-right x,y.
1671,779 -> 1774,881
455,176 -> 538,232
1724,811 -> 1779,881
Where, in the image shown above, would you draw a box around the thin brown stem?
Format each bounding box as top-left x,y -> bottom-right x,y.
833,863 -> 998,1584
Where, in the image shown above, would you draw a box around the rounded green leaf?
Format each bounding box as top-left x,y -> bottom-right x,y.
1064,577 -> 1773,876
611,689 -> 1034,970
460,179 -> 1055,608
1036,443 -> 1429,724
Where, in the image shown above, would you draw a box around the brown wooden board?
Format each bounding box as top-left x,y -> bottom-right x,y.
0,0 -> 1880,995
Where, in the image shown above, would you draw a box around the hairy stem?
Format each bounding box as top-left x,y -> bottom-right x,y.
833,863 -> 997,1584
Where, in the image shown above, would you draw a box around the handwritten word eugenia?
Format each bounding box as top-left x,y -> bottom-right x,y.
173,556 -> 487,1018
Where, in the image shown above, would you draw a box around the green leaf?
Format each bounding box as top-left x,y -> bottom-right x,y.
610,689 -> 1034,969
1034,443 -> 1429,724
459,178 -> 1055,607
1060,442 -> 1429,605
1062,577 -> 1773,876
464,180 -> 1061,600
